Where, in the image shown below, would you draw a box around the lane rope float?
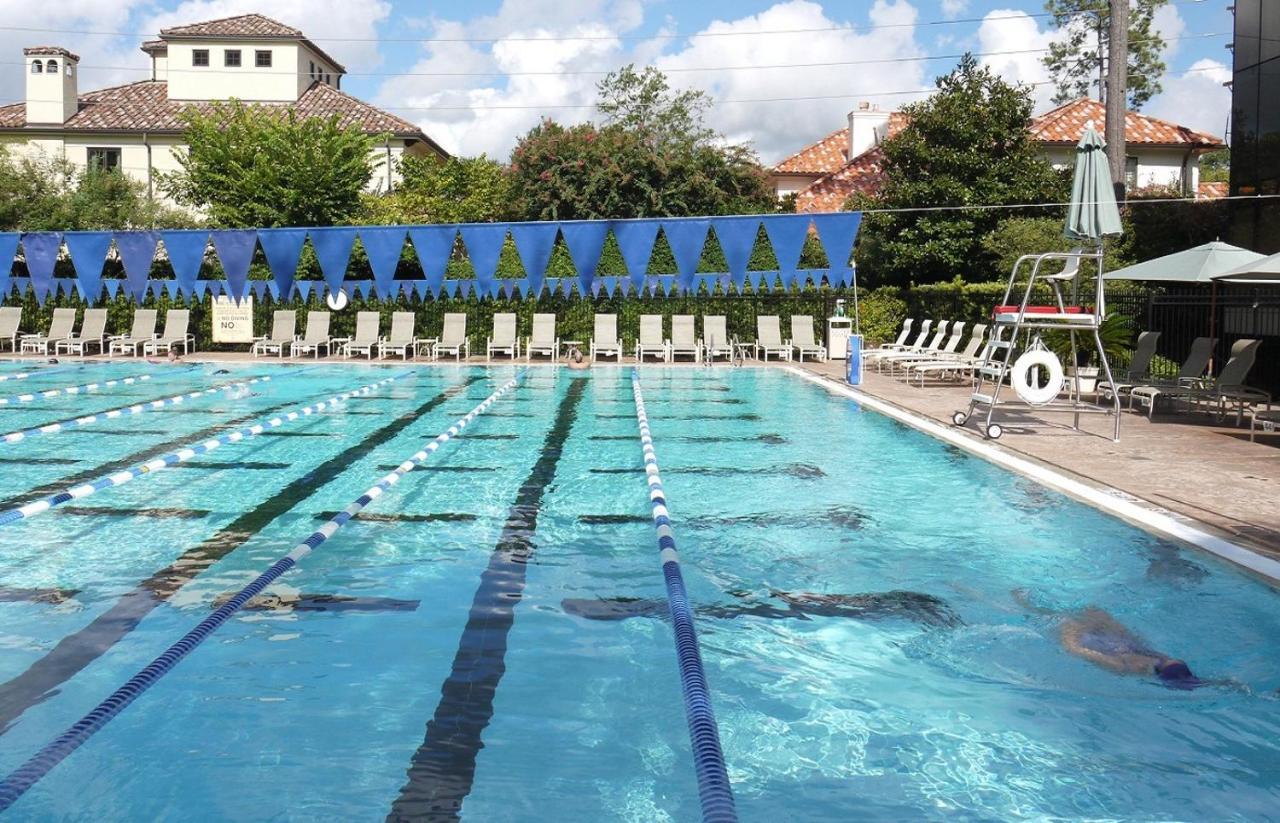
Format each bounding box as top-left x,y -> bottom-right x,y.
1,376 -> 274,444
0,372 -> 34,384
630,368 -> 738,823
0,373 -> 407,527
0,374 -> 152,406
0,371 -> 524,812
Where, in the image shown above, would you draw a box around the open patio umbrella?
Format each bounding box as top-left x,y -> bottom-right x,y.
1064,122 -> 1124,243
1210,250 -> 1280,285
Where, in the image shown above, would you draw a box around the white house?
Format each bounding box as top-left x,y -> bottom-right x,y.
0,14 -> 448,204
772,98 -> 1225,212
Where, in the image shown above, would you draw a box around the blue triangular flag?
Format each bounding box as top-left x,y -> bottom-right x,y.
359,226 -> 407,300
165,280 -> 182,299
662,219 -> 709,291
21,232 -> 62,305
308,227 -> 356,296
160,230 -> 208,299
512,278 -> 530,299
0,233 -> 18,298
612,219 -> 660,288
400,281 -> 415,300
599,276 -> 618,297
414,280 -> 432,300
210,230 -> 257,303
500,279 -> 515,299
295,280 -> 312,300
811,212 -> 862,272
779,269 -> 796,291
63,231 -> 111,304
257,228 -> 307,302
407,226 -> 454,292
656,275 -> 677,296
591,278 -> 605,297
763,214 -> 811,282
104,279 -> 121,299
711,216 -> 759,294
115,232 -> 159,302
560,221 -> 610,296
458,224 -> 507,297
251,281 -> 268,300
266,281 -> 280,300
509,222 -> 557,296
544,277 -> 560,297
193,280 -> 209,299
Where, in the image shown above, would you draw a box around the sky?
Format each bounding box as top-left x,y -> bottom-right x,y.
0,0 -> 1236,164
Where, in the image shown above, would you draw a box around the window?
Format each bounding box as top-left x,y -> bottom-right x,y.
30,61 -> 42,74
192,49 -> 209,67
87,148 -> 121,173
309,60 -> 316,78
255,50 -> 272,68
224,49 -> 241,67
46,59 -> 58,73
1125,156 -> 1139,190
324,73 -> 331,85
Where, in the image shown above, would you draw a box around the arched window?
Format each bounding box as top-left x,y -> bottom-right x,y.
46,59 -> 58,73
30,61 -> 43,74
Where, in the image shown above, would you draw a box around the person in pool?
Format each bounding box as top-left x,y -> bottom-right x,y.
146,349 -> 182,365
1014,589 -> 1203,688
565,347 -> 590,371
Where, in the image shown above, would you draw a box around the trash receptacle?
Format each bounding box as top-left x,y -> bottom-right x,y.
846,334 -> 862,385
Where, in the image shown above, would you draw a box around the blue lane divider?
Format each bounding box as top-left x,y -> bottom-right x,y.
0,371 -> 34,383
0,373 -> 151,406
0,373 -> 406,527
1,376 -> 274,444
630,368 -> 738,823
0,371 -> 524,813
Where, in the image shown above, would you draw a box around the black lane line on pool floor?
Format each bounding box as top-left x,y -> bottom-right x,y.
588,434 -> 787,444
59,506 -> 213,519
387,378 -> 585,823
0,376 -> 482,735
314,511 -> 477,524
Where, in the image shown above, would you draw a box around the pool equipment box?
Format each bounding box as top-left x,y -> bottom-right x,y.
846,334 -> 863,385
211,296 -> 255,343
827,316 -> 854,360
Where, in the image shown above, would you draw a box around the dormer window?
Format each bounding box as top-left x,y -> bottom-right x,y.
324,73 -> 330,85
46,59 -> 58,73
255,50 -> 272,68
192,49 -> 209,66
224,49 -> 241,67
30,61 -> 42,74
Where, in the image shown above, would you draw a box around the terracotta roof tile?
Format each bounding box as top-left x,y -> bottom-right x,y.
796,147 -> 889,213
23,46 -> 79,61
159,14 -> 302,39
140,40 -> 167,52
0,80 -> 428,140
1029,98 -> 1223,148
774,128 -> 848,175
1197,181 -> 1228,200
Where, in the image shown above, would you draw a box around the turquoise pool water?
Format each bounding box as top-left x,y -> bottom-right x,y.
0,360 -> 1276,820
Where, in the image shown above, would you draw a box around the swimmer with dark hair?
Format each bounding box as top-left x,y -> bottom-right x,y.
213,368 -> 231,375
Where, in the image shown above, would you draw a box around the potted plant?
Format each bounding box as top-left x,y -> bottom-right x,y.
1042,314 -> 1133,397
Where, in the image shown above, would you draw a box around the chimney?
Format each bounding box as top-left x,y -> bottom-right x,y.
24,46 -> 79,124
847,101 -> 891,160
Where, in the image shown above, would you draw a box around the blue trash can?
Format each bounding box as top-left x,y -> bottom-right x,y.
846,334 -> 863,385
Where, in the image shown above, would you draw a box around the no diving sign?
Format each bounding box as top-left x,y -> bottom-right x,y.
211,296 -> 254,343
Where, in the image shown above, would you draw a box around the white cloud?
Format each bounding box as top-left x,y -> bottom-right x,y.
1151,3 -> 1186,60
941,0 -> 968,19
975,8 -> 1057,112
1144,58 -> 1231,139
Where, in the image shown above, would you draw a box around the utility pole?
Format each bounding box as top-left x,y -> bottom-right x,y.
1106,0 -> 1129,202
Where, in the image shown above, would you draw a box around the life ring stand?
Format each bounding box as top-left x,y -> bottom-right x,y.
1011,348 -> 1063,406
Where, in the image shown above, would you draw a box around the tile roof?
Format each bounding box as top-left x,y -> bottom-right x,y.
1197,181 -> 1228,200
0,80 -> 429,142
796,147 -> 889,213
23,46 -> 80,61
140,40 -> 166,52
1029,98 -> 1224,148
774,128 -> 848,175
159,14 -> 302,39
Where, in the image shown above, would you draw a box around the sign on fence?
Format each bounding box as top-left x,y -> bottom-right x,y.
211,295 -> 254,343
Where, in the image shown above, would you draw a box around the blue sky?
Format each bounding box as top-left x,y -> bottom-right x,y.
0,0 -> 1235,162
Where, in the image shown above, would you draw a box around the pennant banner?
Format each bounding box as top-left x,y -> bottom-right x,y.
104,279 -> 121,299
560,221 -> 609,296
22,232 -> 62,305
210,230 -> 256,302
763,214 -> 811,284
0,233 -> 17,300
257,228 -> 307,302
712,216 -> 759,295
114,231 -> 159,302
295,280 -> 313,301
160,230 -> 208,299
408,226 -> 453,298
508,222 -> 557,296
458,224 -> 507,297
63,231 -> 111,304
662,219 -> 709,291
308,227 -> 356,296
250,281 -> 268,301
612,219 -> 660,288
360,226 -> 407,300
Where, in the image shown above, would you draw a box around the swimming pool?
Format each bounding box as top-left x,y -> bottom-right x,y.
0,360 -> 1276,820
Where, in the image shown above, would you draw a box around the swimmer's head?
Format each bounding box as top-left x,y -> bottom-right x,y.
1155,658 -> 1201,689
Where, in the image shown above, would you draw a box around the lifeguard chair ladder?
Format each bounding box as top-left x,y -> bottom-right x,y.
953,247 -> 1121,441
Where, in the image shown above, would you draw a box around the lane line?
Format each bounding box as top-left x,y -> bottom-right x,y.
0,374 -> 523,812
0,374 -> 152,406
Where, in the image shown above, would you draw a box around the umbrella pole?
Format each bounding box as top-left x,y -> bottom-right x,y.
1209,281 -> 1217,373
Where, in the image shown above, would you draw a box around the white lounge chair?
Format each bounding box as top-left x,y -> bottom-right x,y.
108,309 -> 158,357
54,308 -> 108,356
864,320 -> 934,363
791,315 -> 826,362
884,322 -> 965,374
487,313 -> 520,361
0,307 -> 20,352
904,324 -> 987,385
433,313 -> 470,361
636,315 -> 668,362
20,308 -> 76,354
343,312 -> 381,359
669,315 -> 700,362
290,312 -> 332,358
874,321 -> 951,372
590,314 -> 623,362
253,310 -> 296,358
143,310 -> 193,356
754,315 -> 791,361
702,315 -> 732,361
876,319 -> 914,351
526,313 -> 558,362
380,312 -> 420,360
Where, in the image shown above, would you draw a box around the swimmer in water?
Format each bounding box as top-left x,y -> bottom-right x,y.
1013,589 -> 1204,688
146,349 -> 182,365
566,347 -> 590,371
213,368 -> 231,375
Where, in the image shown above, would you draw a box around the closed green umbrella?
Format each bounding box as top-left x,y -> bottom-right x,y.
1065,122 -> 1124,242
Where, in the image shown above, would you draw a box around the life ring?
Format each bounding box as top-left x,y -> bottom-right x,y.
1011,349 -> 1063,406
326,289 -> 349,311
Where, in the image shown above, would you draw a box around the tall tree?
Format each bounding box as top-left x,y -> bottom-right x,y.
360,154 -> 513,225
1042,0 -> 1169,110
852,55 -> 1068,286
161,101 -> 376,227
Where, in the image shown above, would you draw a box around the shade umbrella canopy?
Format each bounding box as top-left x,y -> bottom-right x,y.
1104,241 -> 1266,283
1064,122 -> 1124,242
1210,250 -> 1280,285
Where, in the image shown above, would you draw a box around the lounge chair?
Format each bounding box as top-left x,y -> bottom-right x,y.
1193,339 -> 1268,425
1131,338 -> 1254,420
590,314 -> 623,362
20,308 -> 76,354
670,315 -> 700,362
487,313 -> 520,361
903,324 -> 988,386
54,308 -> 108,356
1096,331 -> 1161,403
526,313 -> 558,362
252,310 -> 296,358
0,307 -> 22,352
875,319 -> 914,351
380,312 -> 421,360
874,321 -> 951,372
1124,337 -> 1216,413
342,312 -> 381,359
433,313 -> 470,361
791,315 -> 827,362
884,322 -> 964,374
754,315 -> 791,361
143,310 -> 194,356
290,312 -> 332,358
864,320 -> 934,363
703,315 -> 732,361
636,315 -> 668,362
108,309 -> 158,357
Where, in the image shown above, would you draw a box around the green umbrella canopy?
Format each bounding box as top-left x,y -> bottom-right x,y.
1104,241 -> 1266,283
1065,122 -> 1124,242
1210,250 -> 1280,285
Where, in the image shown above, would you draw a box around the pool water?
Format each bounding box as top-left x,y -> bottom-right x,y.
0,360 -> 1276,821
